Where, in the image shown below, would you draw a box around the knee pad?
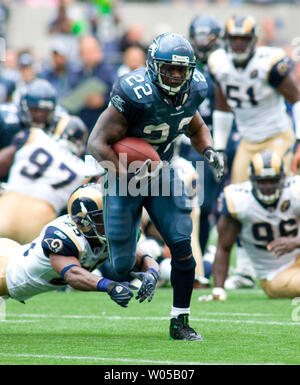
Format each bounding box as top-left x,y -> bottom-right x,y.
169,239 -> 196,271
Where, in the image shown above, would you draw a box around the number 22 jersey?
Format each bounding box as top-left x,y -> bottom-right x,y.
110,67 -> 208,161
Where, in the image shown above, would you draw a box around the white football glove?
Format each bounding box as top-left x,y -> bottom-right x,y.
197,287 -> 227,302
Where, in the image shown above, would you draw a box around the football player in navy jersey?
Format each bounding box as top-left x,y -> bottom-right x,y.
88,33 -> 224,341
0,78 -> 66,152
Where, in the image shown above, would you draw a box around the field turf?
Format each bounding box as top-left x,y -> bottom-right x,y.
1,286 -> 300,366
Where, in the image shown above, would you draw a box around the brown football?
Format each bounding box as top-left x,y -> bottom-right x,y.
112,137 -> 160,168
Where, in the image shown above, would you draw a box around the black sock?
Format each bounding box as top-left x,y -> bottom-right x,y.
171,266 -> 195,308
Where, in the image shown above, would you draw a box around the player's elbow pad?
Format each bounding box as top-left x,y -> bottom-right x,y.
212,110 -> 234,151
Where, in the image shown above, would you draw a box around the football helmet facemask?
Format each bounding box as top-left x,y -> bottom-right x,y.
189,14 -> 223,64
249,151 -> 285,206
20,79 -> 57,130
53,115 -> 88,157
225,15 -> 258,65
68,183 -> 106,244
147,32 -> 196,96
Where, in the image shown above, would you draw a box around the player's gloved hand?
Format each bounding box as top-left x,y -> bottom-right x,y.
128,159 -> 164,184
197,287 -> 227,302
203,147 -> 225,182
107,281 -> 135,307
130,268 -> 159,303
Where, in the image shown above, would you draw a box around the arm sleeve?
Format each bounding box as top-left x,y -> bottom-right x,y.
268,56 -> 294,88
11,129 -> 31,149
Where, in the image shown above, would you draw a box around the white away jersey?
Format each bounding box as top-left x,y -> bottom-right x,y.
6,214 -> 108,301
221,176 -> 300,280
6,128 -> 89,213
171,155 -> 199,205
208,46 -> 292,142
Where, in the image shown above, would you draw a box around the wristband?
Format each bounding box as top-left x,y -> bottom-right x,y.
147,268 -> 159,280
96,278 -> 112,292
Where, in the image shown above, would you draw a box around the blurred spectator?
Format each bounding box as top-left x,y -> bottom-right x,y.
38,40 -> 79,100
48,0 -> 73,35
0,75 -> 15,103
119,23 -> 147,53
12,50 -> 38,104
117,45 -> 146,77
1,48 -> 21,85
0,0 -> 10,39
88,0 -> 122,65
65,35 -> 117,131
258,16 -> 286,47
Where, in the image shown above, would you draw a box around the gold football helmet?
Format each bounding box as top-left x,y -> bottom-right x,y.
225,15 -> 258,65
67,183 -> 106,243
249,151 -> 285,206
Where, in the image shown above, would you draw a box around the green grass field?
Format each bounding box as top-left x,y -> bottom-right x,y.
1,286 -> 300,366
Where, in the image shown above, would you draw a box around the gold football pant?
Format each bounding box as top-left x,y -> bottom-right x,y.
0,192 -> 56,245
0,238 -> 21,296
260,255 -> 300,298
231,128 -> 295,183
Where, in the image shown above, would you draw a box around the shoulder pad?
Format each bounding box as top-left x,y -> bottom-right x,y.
0,103 -> 20,125
268,54 -> 294,87
207,48 -> 227,76
256,46 -> 286,63
41,215 -> 83,258
191,69 -> 208,99
114,68 -> 156,105
222,183 -> 251,218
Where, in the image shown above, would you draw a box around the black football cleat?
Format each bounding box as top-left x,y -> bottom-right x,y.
169,314 -> 204,341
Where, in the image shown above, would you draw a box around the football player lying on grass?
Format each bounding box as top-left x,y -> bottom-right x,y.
199,151 -> 300,302
0,183 -> 159,307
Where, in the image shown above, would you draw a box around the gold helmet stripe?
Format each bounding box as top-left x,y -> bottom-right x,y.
251,152 -> 264,176
226,17 -> 235,34
270,152 -> 282,174
242,16 -> 256,34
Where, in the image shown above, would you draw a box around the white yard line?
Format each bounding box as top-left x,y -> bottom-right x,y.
0,352 -> 283,365
3,313 -> 300,326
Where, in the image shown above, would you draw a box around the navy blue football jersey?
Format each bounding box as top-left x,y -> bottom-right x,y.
196,63 -> 215,130
110,68 -> 208,161
0,103 -> 21,149
0,103 -> 68,150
